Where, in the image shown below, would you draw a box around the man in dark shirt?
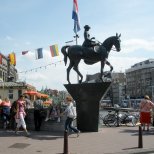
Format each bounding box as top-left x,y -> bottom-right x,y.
33,96 -> 43,131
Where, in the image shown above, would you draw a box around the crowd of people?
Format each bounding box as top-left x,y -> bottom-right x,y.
0,94 -> 80,137
0,95 -> 31,136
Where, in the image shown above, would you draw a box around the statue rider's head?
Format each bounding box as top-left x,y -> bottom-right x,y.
84,25 -> 90,31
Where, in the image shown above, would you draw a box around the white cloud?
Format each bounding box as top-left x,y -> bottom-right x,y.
122,38 -> 154,53
5,36 -> 14,41
18,59 -> 67,90
109,56 -> 147,72
25,41 -> 31,45
27,72 -> 47,80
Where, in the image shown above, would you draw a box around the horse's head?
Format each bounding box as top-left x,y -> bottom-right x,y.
102,33 -> 121,52
113,33 -> 121,52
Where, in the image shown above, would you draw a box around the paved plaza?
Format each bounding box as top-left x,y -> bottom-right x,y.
0,125 -> 154,154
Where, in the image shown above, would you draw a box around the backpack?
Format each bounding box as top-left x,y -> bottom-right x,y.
68,106 -> 77,119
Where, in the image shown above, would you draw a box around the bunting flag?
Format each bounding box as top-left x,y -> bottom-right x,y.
72,0 -> 81,33
22,51 -> 29,55
9,52 -> 16,66
35,48 -> 43,59
2,43 -> 60,61
50,44 -> 59,57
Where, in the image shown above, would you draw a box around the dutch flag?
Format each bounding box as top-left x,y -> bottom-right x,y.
72,0 -> 81,33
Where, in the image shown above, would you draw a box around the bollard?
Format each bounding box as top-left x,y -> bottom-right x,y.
63,130 -> 69,154
116,110 -> 119,127
138,125 -> 143,148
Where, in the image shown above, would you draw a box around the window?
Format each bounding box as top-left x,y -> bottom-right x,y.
8,89 -> 13,99
0,70 -> 2,78
18,90 -> 22,98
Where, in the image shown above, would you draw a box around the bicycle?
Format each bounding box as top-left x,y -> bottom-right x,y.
102,110 -> 118,127
100,110 -> 139,127
115,111 -> 139,127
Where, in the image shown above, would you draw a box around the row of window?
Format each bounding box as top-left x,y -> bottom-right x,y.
0,70 -> 7,82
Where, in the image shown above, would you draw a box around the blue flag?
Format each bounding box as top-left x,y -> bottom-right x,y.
72,0 -> 81,33
35,48 -> 43,59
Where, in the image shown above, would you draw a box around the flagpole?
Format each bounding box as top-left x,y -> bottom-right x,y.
72,0 -> 81,83
74,33 -> 80,83
74,34 -> 79,45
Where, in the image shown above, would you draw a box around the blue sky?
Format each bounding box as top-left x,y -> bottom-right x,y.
0,0 -> 154,90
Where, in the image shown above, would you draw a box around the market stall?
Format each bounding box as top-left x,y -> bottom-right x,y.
24,90 -> 52,108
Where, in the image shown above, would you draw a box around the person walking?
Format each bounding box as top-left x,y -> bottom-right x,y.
1,98 -> 11,129
10,100 -> 17,130
61,96 -> 80,137
33,96 -> 44,131
15,95 -> 30,136
139,95 -> 154,131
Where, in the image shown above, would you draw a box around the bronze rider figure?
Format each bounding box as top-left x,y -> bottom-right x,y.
82,25 -> 98,49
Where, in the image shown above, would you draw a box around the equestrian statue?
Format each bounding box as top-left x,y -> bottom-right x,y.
61,25 -> 121,84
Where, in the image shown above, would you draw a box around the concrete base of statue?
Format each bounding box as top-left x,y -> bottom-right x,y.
64,82 -> 111,132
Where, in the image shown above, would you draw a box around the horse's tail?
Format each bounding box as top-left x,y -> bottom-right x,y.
61,45 -> 70,66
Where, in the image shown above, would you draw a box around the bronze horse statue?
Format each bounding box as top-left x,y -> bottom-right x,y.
61,33 -> 121,84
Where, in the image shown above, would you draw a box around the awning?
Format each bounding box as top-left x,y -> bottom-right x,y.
37,93 -> 49,98
24,90 -> 38,95
24,91 -> 49,98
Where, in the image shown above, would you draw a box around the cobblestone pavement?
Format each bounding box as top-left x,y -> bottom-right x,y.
0,125 -> 154,154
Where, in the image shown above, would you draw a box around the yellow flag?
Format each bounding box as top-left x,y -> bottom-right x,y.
9,52 -> 16,66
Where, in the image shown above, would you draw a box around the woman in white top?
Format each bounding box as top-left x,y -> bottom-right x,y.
61,96 -> 80,137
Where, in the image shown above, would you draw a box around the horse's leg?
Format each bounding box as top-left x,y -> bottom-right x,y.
67,61 -> 74,84
100,59 -> 106,80
106,60 -> 113,72
73,60 -> 83,83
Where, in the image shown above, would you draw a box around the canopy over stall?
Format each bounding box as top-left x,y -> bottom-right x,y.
24,90 -> 49,98
24,90 -> 52,107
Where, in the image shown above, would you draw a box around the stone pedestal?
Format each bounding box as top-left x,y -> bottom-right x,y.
64,82 -> 111,132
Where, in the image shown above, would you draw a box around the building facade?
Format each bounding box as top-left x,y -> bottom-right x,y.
111,72 -> 126,105
0,82 -> 36,103
0,53 -> 37,103
0,53 -> 18,82
125,59 -> 154,101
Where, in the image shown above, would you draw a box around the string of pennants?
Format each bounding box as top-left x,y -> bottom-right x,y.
6,44 -> 60,66
19,60 -> 63,74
